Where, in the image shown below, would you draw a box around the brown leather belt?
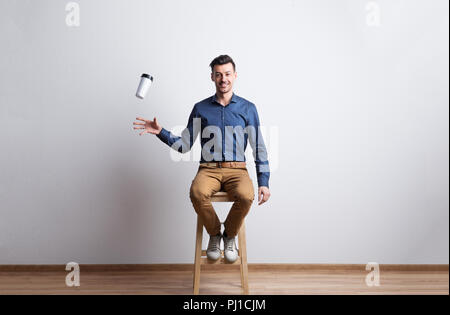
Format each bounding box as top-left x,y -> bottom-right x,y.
199,161 -> 246,168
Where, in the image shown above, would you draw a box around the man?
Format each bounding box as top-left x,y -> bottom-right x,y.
133,55 -> 271,263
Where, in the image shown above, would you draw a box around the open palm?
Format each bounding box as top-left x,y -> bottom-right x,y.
133,116 -> 162,136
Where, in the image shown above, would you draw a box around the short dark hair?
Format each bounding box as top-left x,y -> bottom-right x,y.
209,55 -> 236,72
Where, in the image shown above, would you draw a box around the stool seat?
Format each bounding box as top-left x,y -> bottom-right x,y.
193,190 -> 249,295
210,191 -> 232,202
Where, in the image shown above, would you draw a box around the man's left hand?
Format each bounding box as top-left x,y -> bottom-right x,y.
258,186 -> 271,205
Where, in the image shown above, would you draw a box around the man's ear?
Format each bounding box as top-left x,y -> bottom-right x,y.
211,73 -> 214,81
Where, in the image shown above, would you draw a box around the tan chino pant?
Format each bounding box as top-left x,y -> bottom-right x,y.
189,165 -> 255,237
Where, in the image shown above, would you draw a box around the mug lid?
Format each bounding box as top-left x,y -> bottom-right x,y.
141,73 -> 153,81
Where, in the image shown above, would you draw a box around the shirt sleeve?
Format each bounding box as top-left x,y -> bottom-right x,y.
246,103 -> 270,188
156,105 -> 200,153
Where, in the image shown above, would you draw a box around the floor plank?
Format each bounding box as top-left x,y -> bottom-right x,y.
0,268 -> 447,295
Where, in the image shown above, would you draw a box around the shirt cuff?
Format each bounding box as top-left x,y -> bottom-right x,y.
257,176 -> 269,188
156,127 -> 170,144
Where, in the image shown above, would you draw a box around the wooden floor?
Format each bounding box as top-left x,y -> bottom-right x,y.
0,265 -> 448,295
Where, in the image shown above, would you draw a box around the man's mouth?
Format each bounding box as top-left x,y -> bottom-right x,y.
220,83 -> 229,87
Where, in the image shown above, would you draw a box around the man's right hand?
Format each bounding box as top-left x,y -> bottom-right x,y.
133,116 -> 162,136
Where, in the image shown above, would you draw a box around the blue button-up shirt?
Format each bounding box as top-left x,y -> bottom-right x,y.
156,93 -> 270,188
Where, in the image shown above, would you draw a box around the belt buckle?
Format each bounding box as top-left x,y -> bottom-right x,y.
217,161 -> 222,168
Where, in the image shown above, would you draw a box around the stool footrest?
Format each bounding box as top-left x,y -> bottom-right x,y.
200,257 -> 241,265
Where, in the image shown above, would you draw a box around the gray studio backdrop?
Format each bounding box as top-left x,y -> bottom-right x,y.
0,0 -> 448,264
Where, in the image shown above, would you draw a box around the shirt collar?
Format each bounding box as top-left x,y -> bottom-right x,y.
212,92 -> 238,105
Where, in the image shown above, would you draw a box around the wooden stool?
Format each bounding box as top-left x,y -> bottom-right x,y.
193,191 -> 249,295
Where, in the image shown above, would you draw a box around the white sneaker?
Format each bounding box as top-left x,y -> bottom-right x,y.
223,234 -> 238,263
206,233 -> 222,261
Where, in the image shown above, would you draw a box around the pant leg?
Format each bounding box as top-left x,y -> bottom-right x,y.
189,167 -> 222,236
221,167 -> 255,237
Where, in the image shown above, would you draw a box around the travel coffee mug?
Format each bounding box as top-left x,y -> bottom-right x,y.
136,73 -> 153,99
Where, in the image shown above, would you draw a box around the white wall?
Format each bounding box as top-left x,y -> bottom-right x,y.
0,0 -> 448,264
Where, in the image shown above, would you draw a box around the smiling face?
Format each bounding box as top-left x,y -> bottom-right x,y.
211,63 -> 237,94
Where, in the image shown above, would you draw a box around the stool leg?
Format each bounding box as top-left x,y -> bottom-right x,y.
238,222 -> 249,295
193,216 -> 203,295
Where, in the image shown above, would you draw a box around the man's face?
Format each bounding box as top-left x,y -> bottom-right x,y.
211,63 -> 237,94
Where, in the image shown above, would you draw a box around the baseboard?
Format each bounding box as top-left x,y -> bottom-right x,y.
0,263 -> 447,272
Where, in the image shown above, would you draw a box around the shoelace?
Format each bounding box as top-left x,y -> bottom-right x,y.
207,235 -> 221,251
224,237 -> 235,251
